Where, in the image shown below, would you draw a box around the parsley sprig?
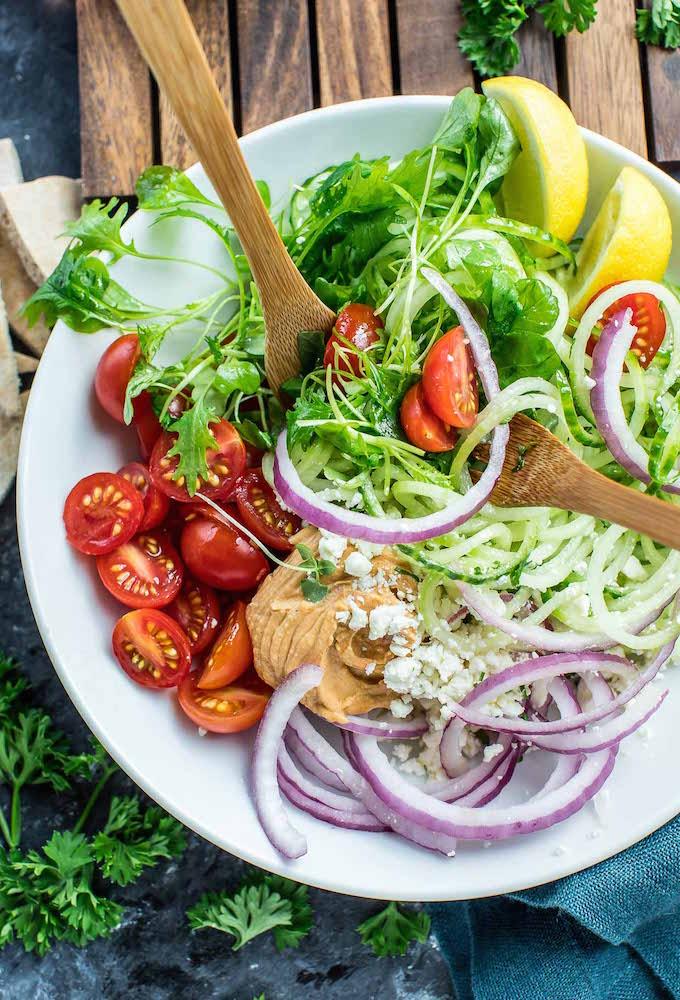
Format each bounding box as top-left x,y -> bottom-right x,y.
0,653 -> 186,954
356,901 -> 431,957
187,872 -> 313,951
636,0 -> 680,47
295,543 -> 336,603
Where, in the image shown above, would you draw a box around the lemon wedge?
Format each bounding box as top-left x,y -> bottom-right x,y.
567,165 -> 672,316
482,76 -> 588,256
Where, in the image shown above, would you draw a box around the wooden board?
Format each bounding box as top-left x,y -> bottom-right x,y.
645,46 -> 680,165
565,0 -> 647,157
316,0 -> 392,105
76,0 -> 153,196
236,0 -> 314,134
395,0 -> 473,95
159,0 -> 232,169
516,11 -> 558,93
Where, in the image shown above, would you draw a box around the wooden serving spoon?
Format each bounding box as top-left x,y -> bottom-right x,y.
473,413 -> 680,550
116,0 -> 335,393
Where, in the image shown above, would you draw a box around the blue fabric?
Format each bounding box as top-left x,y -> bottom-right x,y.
429,814 -> 680,1000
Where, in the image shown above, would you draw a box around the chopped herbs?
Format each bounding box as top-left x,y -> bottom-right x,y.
512,443 -> 536,472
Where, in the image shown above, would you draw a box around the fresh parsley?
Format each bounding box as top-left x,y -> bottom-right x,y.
356,901 -> 431,957
187,872 -> 313,951
458,1 -> 598,78
636,0 -> 680,47
0,653 -> 186,954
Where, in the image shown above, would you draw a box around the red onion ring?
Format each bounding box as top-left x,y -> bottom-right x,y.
532,678 -> 583,798
252,663 -> 322,858
334,712 -> 427,739
284,729 -> 350,792
454,745 -> 520,807
272,271 -> 508,543
590,308 -> 680,493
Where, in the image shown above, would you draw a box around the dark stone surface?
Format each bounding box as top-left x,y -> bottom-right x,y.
0,1 -> 455,996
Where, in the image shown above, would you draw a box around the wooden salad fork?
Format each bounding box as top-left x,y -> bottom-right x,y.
473,413 -> 680,551
116,0 -> 335,393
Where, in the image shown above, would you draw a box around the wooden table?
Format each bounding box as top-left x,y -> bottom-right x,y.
76,0 -> 680,197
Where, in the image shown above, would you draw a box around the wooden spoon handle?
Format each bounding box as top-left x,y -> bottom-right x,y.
115,0 -> 309,323
556,465 -> 680,550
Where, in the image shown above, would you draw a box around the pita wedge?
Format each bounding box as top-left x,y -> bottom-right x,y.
0,390 -> 26,502
0,175 -> 81,286
0,237 -> 48,355
14,351 -> 38,374
0,283 -> 19,417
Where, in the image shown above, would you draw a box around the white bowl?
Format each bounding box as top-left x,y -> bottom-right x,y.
17,96 -> 680,901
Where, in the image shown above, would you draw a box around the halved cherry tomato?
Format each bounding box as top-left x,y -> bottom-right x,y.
132,391 -> 162,460
166,576 -> 220,654
586,286 -> 667,368
422,325 -> 478,429
198,600 -> 253,690
177,668 -> 270,733
97,530 -> 184,608
64,472 -> 144,556
323,303 -> 383,379
400,382 -> 458,452
234,469 -> 301,551
149,418 -> 246,502
112,609 -> 191,688
118,462 -> 170,531
94,334 -> 140,423
180,516 -> 269,591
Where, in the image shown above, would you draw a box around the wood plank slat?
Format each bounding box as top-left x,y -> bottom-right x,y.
644,44 -> 680,165
565,0 -> 647,157
315,0 -> 392,105
236,0 -> 314,134
395,0 -> 473,96
159,0 -> 232,169
515,10 -> 558,93
76,0 -> 154,196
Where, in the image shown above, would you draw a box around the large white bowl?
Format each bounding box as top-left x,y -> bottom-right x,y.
17,96 -> 680,901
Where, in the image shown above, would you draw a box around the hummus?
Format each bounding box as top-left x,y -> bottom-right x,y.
246,527 -> 418,723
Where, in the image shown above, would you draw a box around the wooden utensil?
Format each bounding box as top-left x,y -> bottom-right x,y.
115,0 -> 335,393
474,413 -> 680,550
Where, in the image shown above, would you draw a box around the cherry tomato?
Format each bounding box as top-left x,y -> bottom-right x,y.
422,326 -> 478,429
149,418 -> 246,502
323,303 -> 383,379
586,286 -> 667,368
118,462 -> 170,531
132,391 -> 162,460
234,469 -> 301,551
97,530 -> 184,608
166,576 -> 220,654
94,334 -> 140,423
198,600 -> 253,690
112,609 -> 191,689
177,669 -> 270,733
400,382 -> 458,452
64,472 -> 144,556
180,516 -> 269,591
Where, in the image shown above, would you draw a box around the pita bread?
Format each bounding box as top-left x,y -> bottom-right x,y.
0,175 -> 81,285
14,351 -> 38,374
0,236 -> 48,355
0,282 -> 19,417
0,391 -> 26,502
0,139 -> 22,188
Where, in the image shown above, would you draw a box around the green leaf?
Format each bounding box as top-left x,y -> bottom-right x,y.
136,165 -> 219,211
356,902 -> 430,957
475,97 -> 520,196
213,359 -> 262,396
234,419 -> 274,451
493,331 -> 561,388
0,708 -> 90,794
287,393 -> 335,450
136,323 -> 167,361
63,198 -> 133,261
300,578 -> 330,603
432,88 -> 483,152
541,0 -> 598,36
636,0 -> 680,46
256,179 -> 271,209
167,400 -> 220,496
187,884 -> 293,951
298,329 -> 326,374
243,873 -> 313,950
93,795 -> 186,886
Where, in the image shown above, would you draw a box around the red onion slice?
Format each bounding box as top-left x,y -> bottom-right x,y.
334,713 -> 428,739
590,308 -> 680,493
350,731 -> 615,841
454,746 -> 520,807
278,743 -> 368,814
523,687 -> 668,754
285,729 -> 351,792
427,734 -> 514,801
272,270 -> 508,544
532,678 -> 583,799
252,663 -> 323,858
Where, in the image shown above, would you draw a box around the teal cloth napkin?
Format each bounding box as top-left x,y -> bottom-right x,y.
429,815 -> 680,1000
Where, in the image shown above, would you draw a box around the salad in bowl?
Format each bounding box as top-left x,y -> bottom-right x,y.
24,77 -> 680,863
